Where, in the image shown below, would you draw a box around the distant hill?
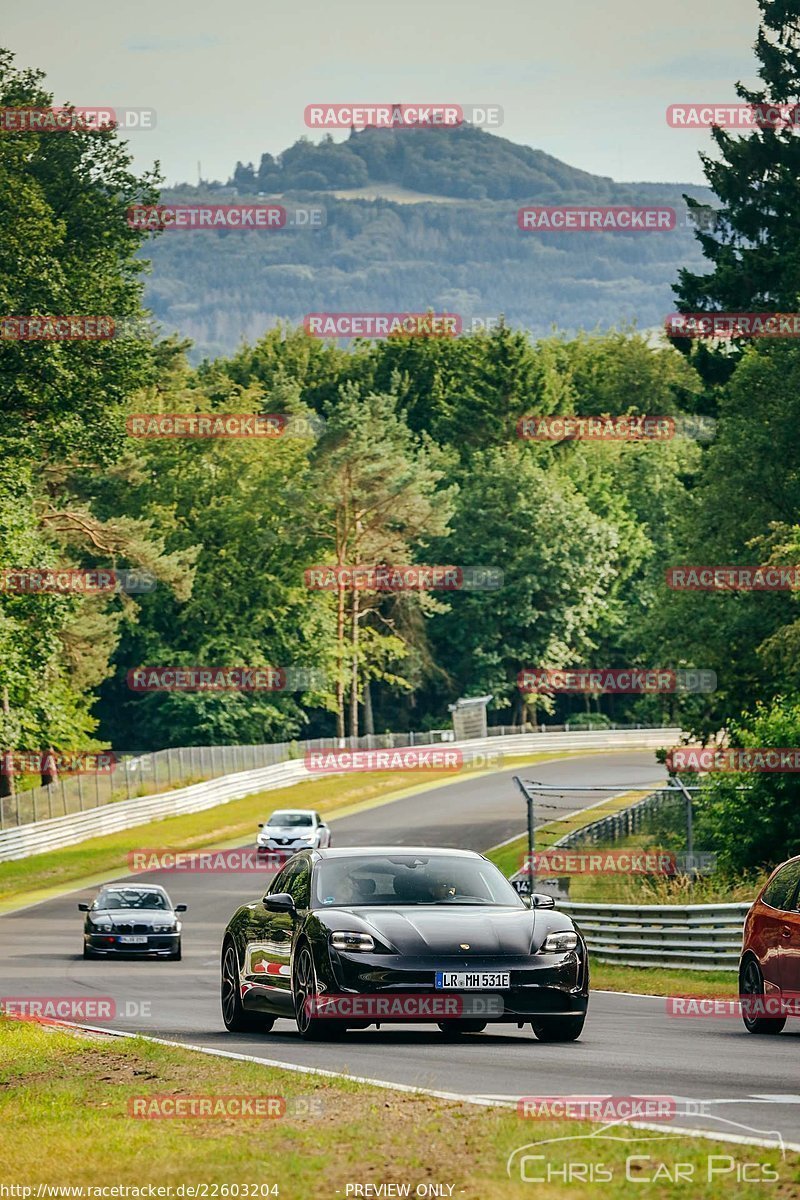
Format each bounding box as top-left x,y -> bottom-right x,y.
226,124 -> 638,202
144,125 -> 714,360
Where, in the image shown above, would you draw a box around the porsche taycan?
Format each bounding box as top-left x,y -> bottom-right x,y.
220,847 -> 588,1041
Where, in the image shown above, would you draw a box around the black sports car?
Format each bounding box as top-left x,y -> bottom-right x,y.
220,847 -> 588,1041
79,884 -> 186,959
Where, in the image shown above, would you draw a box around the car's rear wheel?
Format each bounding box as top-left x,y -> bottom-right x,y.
437,1020 -> 487,1036
531,1014 -> 586,1042
221,941 -> 275,1033
293,943 -> 342,1040
740,957 -> 786,1034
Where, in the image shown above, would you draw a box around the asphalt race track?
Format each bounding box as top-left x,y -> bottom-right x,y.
3,749 -> 799,1149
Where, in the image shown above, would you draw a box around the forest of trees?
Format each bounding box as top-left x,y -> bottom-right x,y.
2,0 -> 800,873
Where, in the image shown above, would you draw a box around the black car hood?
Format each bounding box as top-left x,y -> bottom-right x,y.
327,905 -> 542,955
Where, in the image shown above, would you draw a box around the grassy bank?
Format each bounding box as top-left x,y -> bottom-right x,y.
486,793 -> 749,996
590,962 -> 738,996
0,1017 -> 793,1198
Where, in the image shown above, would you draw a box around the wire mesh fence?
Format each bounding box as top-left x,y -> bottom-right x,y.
0,731 -> 448,829
0,722 -> 666,831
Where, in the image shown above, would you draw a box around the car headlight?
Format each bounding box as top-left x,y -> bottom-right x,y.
331,931 -> 375,952
152,923 -> 177,933
541,931 -> 579,953
91,920 -> 113,932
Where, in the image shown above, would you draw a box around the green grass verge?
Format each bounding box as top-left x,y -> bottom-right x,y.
0,750 -> 594,911
486,793 -> 747,996
590,961 -> 737,997
486,789 -> 651,879
1,1017 -> 794,1197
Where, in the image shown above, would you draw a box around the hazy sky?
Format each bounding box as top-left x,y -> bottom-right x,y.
4,0 -> 762,186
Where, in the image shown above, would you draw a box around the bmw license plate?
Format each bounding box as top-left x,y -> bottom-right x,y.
435,971 -> 509,989
118,935 -> 148,944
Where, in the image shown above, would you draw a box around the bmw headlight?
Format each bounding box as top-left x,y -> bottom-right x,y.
90,917 -> 113,932
541,931 -> 579,953
152,922 -> 177,933
331,931 -> 375,952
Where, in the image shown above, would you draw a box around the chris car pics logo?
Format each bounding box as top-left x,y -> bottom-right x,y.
507,1116 -> 784,1185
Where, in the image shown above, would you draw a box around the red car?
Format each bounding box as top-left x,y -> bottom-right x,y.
740,855 -> 800,1033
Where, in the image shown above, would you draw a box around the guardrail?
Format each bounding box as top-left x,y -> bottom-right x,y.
0,721 -> 664,830
559,899 -> 751,971
0,726 -> 678,863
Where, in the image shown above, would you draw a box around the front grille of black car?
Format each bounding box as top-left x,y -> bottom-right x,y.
113,922 -> 152,934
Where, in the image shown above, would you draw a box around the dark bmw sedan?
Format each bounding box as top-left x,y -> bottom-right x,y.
221,847 -> 588,1041
80,884 -> 186,959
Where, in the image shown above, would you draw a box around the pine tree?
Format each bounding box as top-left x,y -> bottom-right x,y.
673,2 -> 800,377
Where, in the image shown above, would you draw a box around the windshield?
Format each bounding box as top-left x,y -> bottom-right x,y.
313,854 -> 525,908
92,889 -> 170,911
269,812 -> 313,827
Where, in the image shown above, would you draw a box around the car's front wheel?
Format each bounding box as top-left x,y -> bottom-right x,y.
531,1014 -> 586,1042
170,940 -> 182,962
293,943 -> 343,1040
221,940 -> 275,1033
740,957 -> 786,1034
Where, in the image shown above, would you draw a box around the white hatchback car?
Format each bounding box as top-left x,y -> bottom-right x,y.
256,809 -> 331,857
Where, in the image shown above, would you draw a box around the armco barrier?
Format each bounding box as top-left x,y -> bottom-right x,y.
0,727 -> 678,863
559,899 -> 751,971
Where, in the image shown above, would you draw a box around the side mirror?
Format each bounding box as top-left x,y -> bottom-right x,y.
77,902 -> 89,912
174,904 -> 188,913
263,892 -> 296,914
531,893 -> 556,909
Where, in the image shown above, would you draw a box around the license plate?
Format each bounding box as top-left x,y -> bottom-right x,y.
118,935 -> 148,944
435,971 -> 510,989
